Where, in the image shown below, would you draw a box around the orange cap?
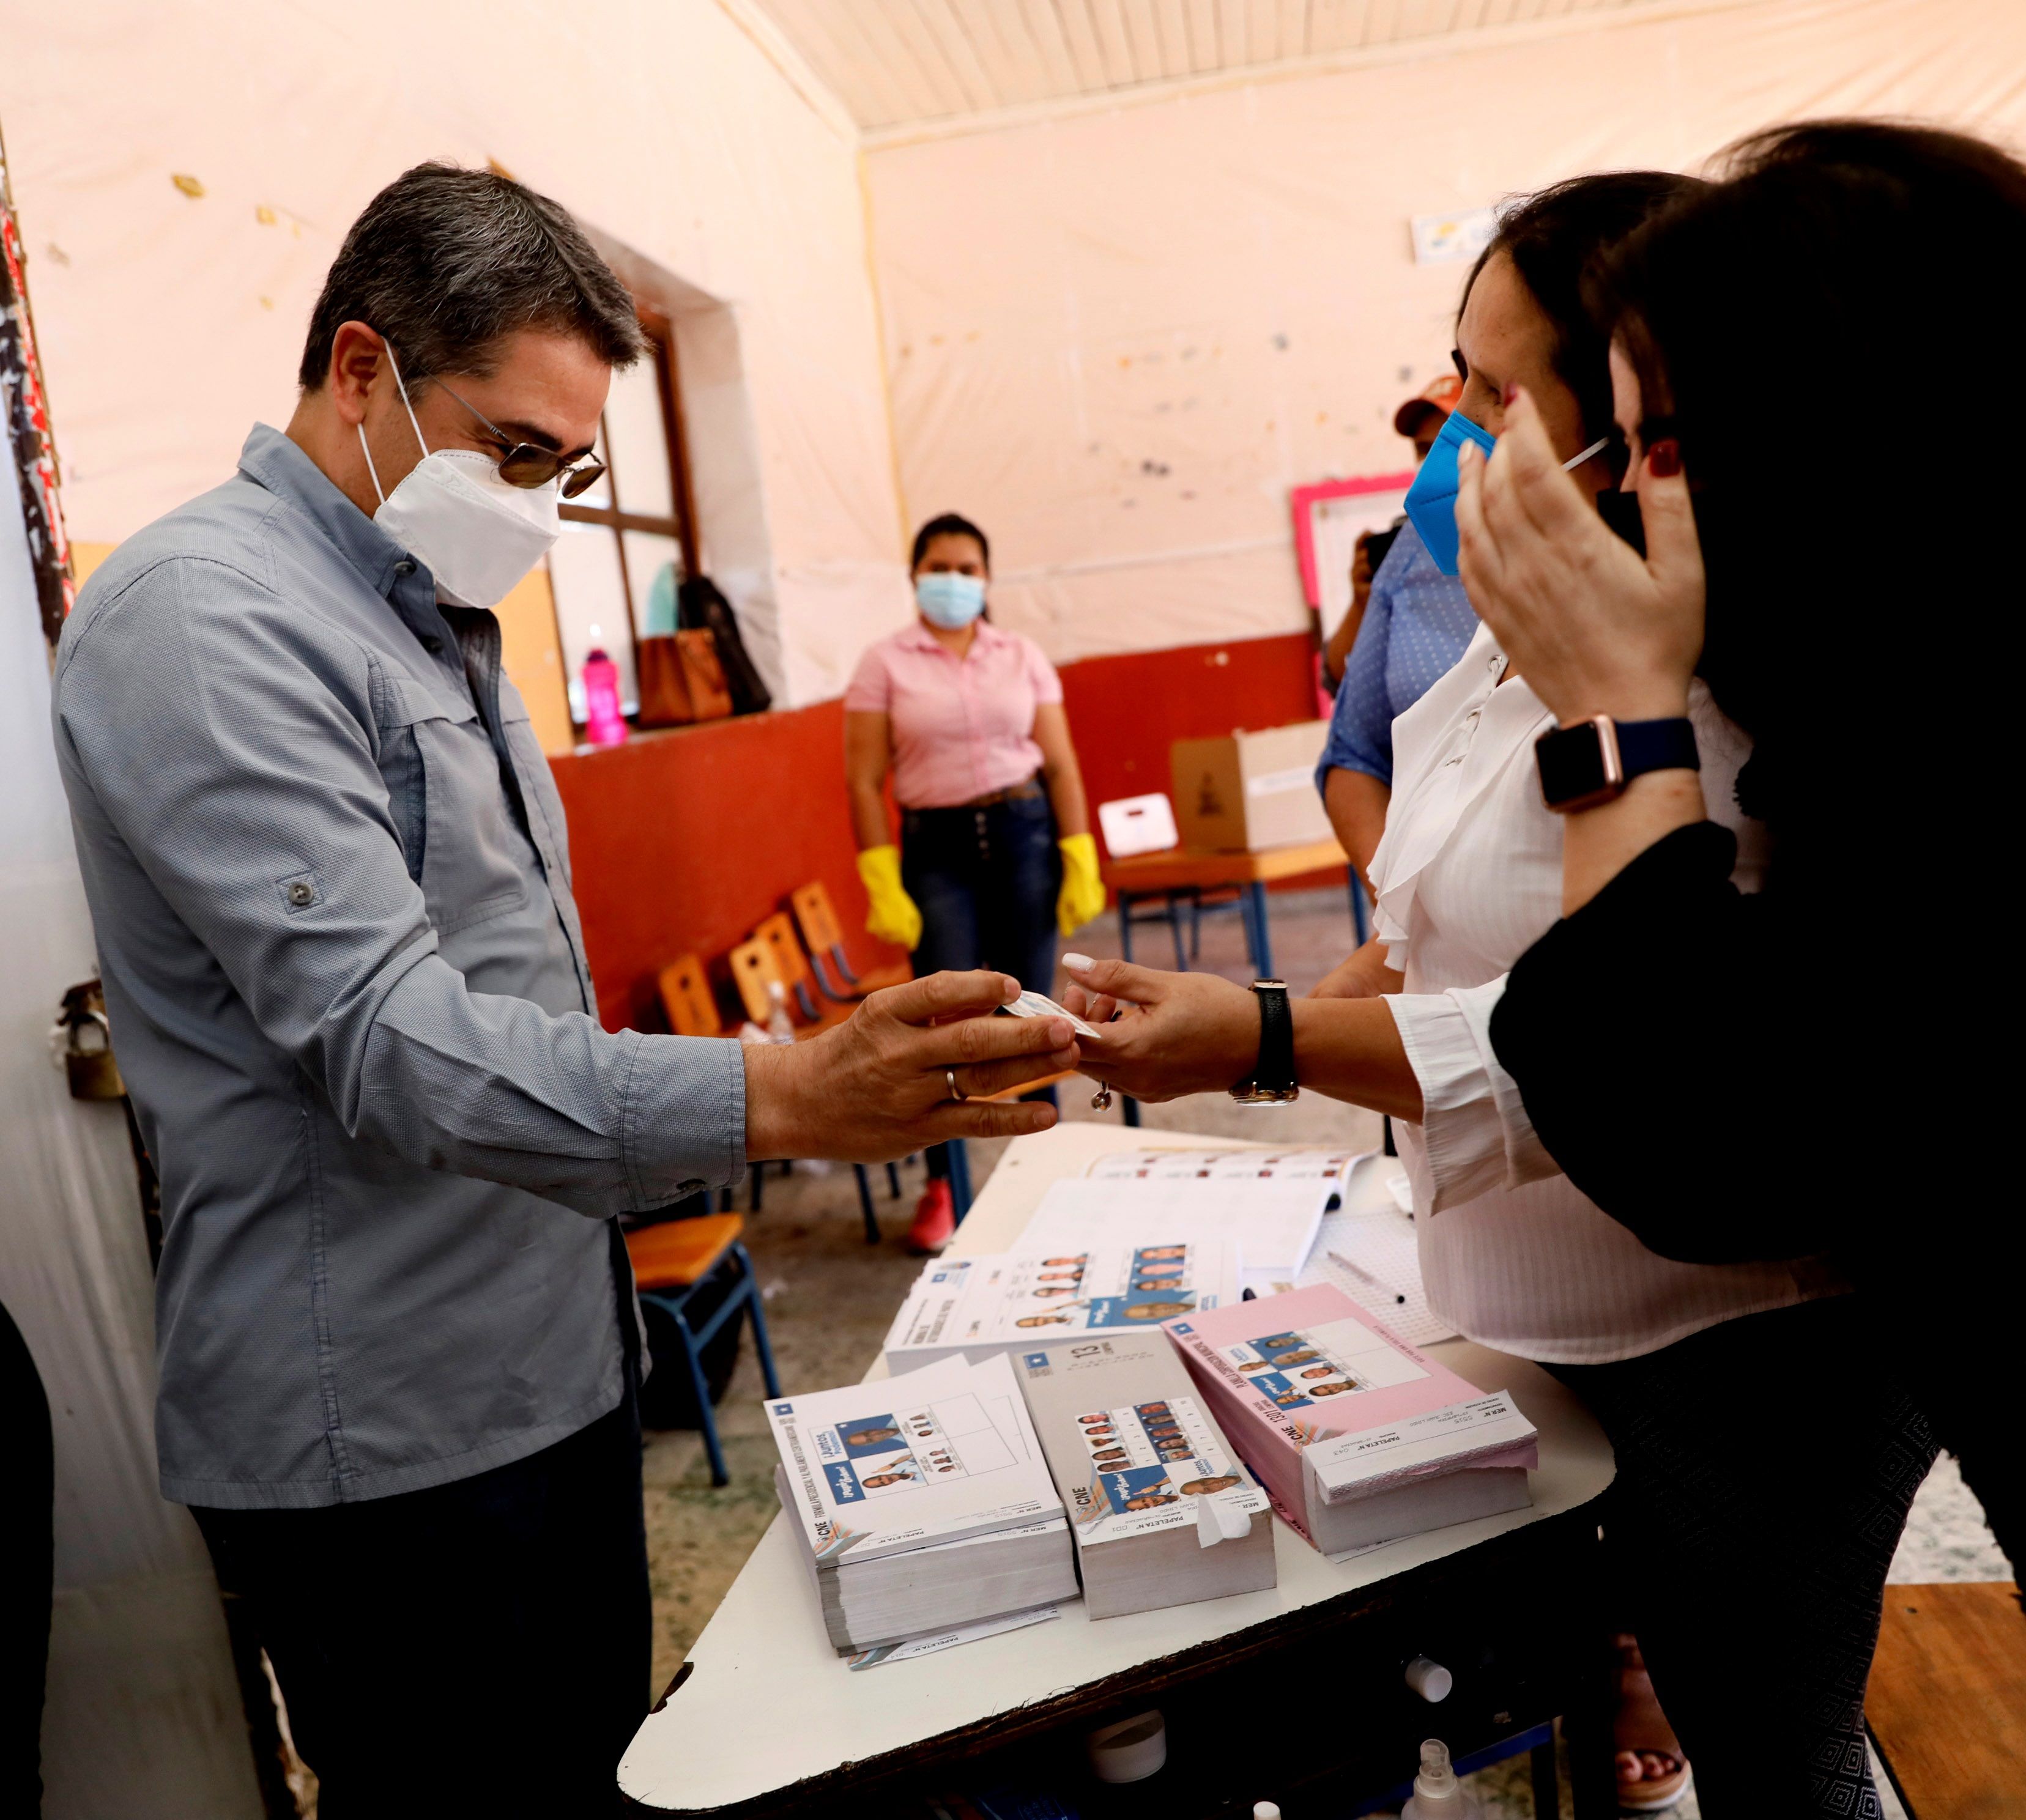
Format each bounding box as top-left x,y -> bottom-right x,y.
1393,372 -> 1463,437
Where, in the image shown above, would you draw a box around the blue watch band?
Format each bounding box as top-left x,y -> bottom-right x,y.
1615,717 -> 1701,778
1535,715 -> 1699,813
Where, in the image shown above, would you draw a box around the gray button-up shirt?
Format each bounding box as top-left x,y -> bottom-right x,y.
53,424 -> 745,1510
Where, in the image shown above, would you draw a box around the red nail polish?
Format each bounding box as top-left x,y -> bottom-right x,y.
1647,438 -> 1680,478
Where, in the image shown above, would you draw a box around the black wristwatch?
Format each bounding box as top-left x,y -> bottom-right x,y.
1534,715 -> 1699,813
1230,980 -> 1299,1106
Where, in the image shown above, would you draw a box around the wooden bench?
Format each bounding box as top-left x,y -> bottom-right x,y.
1868,1580 -> 2025,1819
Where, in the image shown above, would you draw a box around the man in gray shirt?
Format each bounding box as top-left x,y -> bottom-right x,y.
51,163 -> 1077,1813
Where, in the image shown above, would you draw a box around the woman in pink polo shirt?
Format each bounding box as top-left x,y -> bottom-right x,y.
845,512 -> 1105,1251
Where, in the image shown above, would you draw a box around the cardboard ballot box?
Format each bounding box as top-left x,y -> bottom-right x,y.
1170,723 -> 1332,853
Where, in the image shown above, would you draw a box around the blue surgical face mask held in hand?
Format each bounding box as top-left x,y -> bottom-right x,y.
1403,410 -> 1612,576
916,571 -> 987,628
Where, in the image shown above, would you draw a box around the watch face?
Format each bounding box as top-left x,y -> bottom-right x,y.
1535,720 -> 1618,811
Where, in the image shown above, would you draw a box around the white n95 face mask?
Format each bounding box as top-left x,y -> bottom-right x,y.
357,347 -> 561,610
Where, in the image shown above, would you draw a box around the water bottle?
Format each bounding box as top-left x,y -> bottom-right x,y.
765,980 -> 796,1044
582,637 -> 628,747
1400,1739 -> 1481,1819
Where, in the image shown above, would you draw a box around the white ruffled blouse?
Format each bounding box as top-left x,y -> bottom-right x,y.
1371,623 -> 1844,1363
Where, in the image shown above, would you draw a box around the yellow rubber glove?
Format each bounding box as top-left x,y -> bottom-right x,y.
856,844 -> 922,952
1056,832 -> 1106,938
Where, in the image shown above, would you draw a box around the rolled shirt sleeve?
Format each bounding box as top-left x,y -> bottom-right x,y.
56,554 -> 742,1218
1385,975 -> 1561,1213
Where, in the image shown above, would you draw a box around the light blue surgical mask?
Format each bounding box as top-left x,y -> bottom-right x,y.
1403,412 -> 1611,576
916,571 -> 987,628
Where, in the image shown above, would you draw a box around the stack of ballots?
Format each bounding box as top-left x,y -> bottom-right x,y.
883,1230 -> 1241,1372
767,1352 -> 1078,1655
1014,1332 -> 1275,1619
1165,1284 -> 1538,1556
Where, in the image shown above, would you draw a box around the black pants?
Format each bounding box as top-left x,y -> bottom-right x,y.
1,1299 -> 52,1816
1549,1296 -> 1935,1819
194,1396 -> 650,1818
905,783 -> 1062,1182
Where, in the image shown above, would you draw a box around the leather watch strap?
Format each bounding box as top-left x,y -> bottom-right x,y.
1230,980 -> 1298,1103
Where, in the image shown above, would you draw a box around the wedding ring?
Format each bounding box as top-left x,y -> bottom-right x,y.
946,1068 -> 962,1102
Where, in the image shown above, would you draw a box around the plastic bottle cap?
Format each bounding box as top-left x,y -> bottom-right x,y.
1085,1709 -> 1165,1784
1404,1655 -> 1453,1703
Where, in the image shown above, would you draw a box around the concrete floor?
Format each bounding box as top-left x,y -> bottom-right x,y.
641,889 -> 2002,1819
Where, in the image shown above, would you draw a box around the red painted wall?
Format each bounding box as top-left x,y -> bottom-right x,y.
549,631 -> 1340,1033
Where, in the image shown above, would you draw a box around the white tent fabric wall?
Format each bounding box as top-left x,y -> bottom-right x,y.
0,0 -> 915,708
0,473 -> 261,1810
863,0 -> 2026,666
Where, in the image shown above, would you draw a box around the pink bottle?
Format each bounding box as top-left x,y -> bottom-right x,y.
581,643 -> 628,747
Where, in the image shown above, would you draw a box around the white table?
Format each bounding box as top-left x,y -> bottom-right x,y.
620,1123 -> 1619,1816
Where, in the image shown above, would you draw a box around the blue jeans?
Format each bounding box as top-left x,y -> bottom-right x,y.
903,782 -> 1061,1180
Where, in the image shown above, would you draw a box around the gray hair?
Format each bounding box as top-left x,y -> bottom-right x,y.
299,163 -> 646,390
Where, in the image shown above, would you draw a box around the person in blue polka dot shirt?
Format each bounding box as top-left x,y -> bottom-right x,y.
1316,378 -> 1479,889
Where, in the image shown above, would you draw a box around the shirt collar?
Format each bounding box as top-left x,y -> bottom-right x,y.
236,423 -> 416,602
897,617 -> 1007,657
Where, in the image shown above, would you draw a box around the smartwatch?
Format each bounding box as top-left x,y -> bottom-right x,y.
1534,716 -> 1699,814
1229,980 -> 1299,1106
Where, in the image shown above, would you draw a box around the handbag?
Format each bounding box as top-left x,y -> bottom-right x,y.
678,575 -> 773,716
636,629 -> 733,727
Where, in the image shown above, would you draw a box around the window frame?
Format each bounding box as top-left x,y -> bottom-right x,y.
552,303 -> 699,725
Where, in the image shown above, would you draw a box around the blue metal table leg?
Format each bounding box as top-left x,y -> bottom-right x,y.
886,1161 -> 902,1199
1117,892 -> 1136,965
947,1139 -> 974,1222
1167,890 -> 1188,971
1245,880 -> 1274,977
1122,1095 -> 1141,1128
1349,875 -> 1370,945
853,1163 -> 879,1243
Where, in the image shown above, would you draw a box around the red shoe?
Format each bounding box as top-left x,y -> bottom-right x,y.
907,1180 -> 956,1255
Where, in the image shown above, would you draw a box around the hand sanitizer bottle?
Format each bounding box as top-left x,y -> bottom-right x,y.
1400,1739 -> 1481,1819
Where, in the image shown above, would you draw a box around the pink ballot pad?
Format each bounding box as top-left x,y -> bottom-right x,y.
1163,1284 -> 1535,1548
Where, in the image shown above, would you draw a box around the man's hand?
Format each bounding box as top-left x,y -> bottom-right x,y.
1310,934 -> 1402,1001
1059,955 -> 1257,1104
1454,386 -> 1701,725
741,971 -> 1077,1163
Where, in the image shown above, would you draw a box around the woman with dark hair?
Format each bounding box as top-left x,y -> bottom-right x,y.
845,512 -> 1103,1251
1059,167 -> 1939,1814
1451,116 -> 2020,1786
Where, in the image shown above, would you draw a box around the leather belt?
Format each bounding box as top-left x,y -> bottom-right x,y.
906,776 -> 1045,814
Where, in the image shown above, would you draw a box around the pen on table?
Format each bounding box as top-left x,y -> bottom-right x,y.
1327,1251 -> 1406,1306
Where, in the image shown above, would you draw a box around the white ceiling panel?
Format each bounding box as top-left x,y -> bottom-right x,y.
751,0 -> 1748,134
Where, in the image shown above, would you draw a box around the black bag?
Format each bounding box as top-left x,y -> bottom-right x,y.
677,574 -> 772,716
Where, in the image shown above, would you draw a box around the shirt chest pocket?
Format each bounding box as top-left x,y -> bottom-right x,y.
377,682 -> 532,937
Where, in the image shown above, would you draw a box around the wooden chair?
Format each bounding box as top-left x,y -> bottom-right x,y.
658,954 -> 722,1037
790,879 -> 910,1003
729,930 -> 848,1035
726,931 -> 892,1240
1868,1580 -> 2025,1817
625,1213 -> 780,1487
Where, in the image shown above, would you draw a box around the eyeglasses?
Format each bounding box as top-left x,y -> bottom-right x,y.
436,380 -> 608,499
